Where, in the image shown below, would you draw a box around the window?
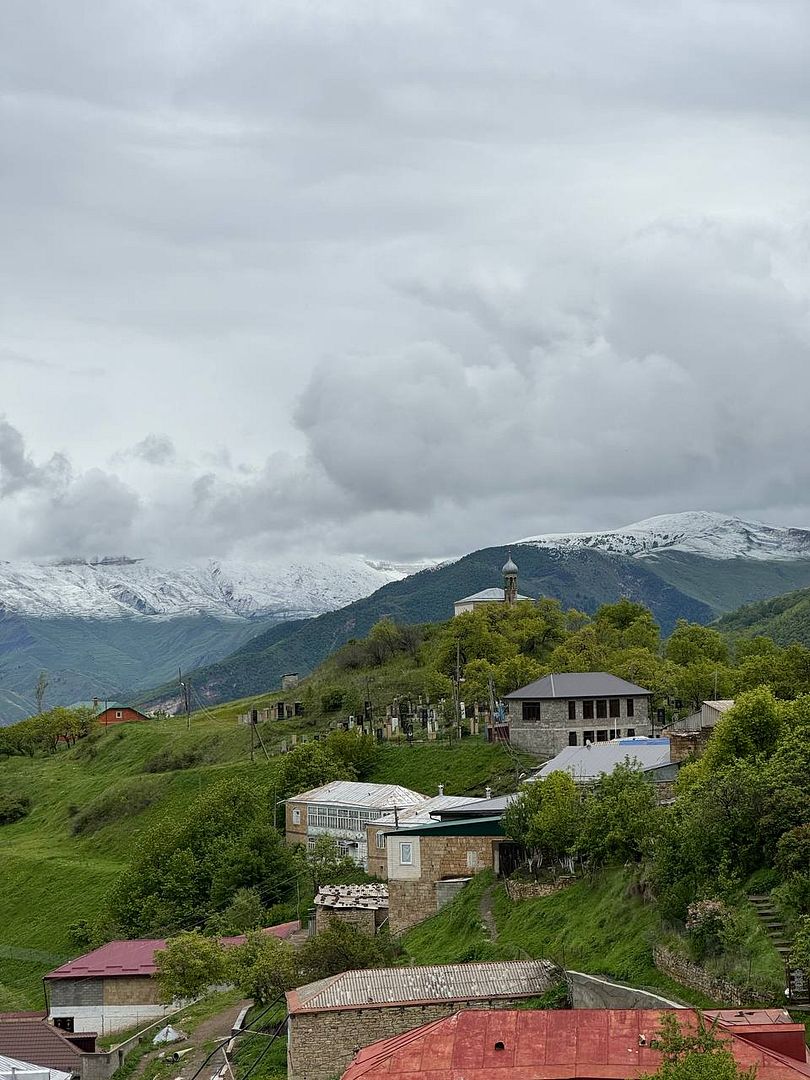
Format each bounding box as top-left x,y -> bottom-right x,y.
583,730 -> 594,744
375,832 -> 386,850
467,850 -> 479,870
626,698 -> 635,718
567,700 -> 577,721
115,710 -> 123,719
399,841 -> 413,865
568,731 -> 578,746
609,698 -> 620,718
582,700 -> 594,720
53,1017 -> 74,1033
596,729 -> 608,742
291,808 -> 301,825
596,699 -> 607,719
626,728 -> 636,738
522,702 -> 541,722
307,836 -> 317,851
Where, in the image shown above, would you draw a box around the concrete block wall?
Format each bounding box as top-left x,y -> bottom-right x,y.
508,697 -> 650,757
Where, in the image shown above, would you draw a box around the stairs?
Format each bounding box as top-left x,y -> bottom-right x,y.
748,895 -> 792,959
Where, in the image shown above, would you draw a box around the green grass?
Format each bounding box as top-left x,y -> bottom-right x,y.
232,1004 -> 288,1080
0,709 -> 520,1008
402,869 -> 778,1008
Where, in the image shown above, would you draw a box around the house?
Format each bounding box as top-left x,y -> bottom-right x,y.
0,1013 -> 88,1078
505,672 -> 652,757
664,699 -> 735,762
313,884 -> 388,935
0,1051 -> 73,1080
453,555 -> 531,616
44,923 -> 299,1036
533,737 -> 681,800
340,1007 -> 810,1080
285,959 -> 560,1080
366,794 -> 485,879
284,781 -> 427,870
95,704 -> 149,726
385,815 -> 507,933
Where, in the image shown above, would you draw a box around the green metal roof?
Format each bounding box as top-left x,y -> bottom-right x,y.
382,815 -> 505,837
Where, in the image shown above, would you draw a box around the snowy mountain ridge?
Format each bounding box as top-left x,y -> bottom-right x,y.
518,511 -> 810,562
0,555 -> 417,620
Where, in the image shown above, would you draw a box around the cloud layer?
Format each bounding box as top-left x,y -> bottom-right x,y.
1,1 -> 810,560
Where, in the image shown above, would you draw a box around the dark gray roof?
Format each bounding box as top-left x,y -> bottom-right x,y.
505,671 -> 651,700
432,794 -> 515,818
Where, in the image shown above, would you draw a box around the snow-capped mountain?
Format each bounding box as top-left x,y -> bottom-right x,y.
0,555 -> 417,620
518,511 -> 810,562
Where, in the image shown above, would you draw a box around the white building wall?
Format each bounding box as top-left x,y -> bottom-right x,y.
48,1003 -> 174,1037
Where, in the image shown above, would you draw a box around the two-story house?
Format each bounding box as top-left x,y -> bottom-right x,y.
284,780 -> 427,870
505,672 -> 652,757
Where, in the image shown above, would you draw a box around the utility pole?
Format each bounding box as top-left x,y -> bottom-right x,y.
179,668 -> 191,730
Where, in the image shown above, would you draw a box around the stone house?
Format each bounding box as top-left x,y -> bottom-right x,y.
385,816 -> 506,933
532,736 -> 681,802
44,923 -> 299,1036
285,959 -> 560,1080
505,672 -> 652,757
365,794 -> 484,879
313,885 -> 388,936
284,781 -> 427,870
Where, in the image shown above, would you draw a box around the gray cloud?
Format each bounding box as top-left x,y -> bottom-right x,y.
1,2 -> 810,561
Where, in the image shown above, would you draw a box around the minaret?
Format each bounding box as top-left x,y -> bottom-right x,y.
502,551 -> 518,606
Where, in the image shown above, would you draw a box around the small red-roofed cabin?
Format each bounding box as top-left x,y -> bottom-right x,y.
96,705 -> 149,726
45,922 -> 299,1036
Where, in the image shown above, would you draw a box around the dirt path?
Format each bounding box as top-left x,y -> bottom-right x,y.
479,885 -> 498,942
135,999 -> 250,1080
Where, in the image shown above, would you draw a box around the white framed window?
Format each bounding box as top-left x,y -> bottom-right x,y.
115,710 -> 123,719
466,850 -> 479,870
292,808 -> 301,825
375,832 -> 386,850
399,841 -> 413,865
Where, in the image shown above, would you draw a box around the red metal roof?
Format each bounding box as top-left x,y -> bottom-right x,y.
341,1009 -> 810,1080
45,921 -> 300,979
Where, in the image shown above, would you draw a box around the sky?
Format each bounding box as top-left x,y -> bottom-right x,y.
1,0 -> 810,563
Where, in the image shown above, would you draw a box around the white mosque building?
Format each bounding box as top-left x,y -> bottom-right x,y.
453,553 -> 531,616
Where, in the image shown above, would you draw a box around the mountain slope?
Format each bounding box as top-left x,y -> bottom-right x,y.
715,586 -> 810,646
0,557 -> 414,724
141,544 -> 714,707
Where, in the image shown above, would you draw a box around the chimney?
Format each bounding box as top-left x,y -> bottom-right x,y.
485,786 -> 492,799
438,783 -> 444,796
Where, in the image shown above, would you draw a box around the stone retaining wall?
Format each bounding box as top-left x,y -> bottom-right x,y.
504,879 -> 572,901
653,945 -> 770,1006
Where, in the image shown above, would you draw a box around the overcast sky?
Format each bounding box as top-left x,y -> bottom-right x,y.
2,0 -> 810,562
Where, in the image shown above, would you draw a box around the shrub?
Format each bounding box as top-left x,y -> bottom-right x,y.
685,899 -> 732,961
298,918 -> 401,981
70,776 -> 168,835
0,794 -> 31,825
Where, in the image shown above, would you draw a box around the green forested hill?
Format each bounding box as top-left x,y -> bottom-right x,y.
716,586 -> 810,645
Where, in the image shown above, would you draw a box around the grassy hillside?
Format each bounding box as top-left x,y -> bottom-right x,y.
141,545 -> 713,709
715,586 -> 810,646
0,706 -> 520,1009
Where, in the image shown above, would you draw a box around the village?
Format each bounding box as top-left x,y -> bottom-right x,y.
2,558 -> 808,1080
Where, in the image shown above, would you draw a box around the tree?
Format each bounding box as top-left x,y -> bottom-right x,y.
298,918 -> 399,981
640,1012 -> 756,1080
789,916 -> 810,974
702,687 -> 783,770
302,835 -> 366,892
274,744 -> 353,805
155,931 -> 227,1001
229,931 -> 297,1004
503,773 -> 581,872
34,671 -> 49,714
579,762 -> 661,865
212,887 -> 265,935
665,621 -> 729,667
324,729 -> 379,779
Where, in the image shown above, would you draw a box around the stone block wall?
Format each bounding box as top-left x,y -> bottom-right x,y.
508,696 -> 651,757
653,946 -> 770,1006
288,995 -> 547,1080
388,835 -> 497,933
314,907 -> 379,937
365,825 -> 388,879
285,801 -> 308,847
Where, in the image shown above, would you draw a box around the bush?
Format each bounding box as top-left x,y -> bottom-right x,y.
70,776 -> 168,835
298,918 -> 401,981
0,794 -> 31,825
685,899 -> 732,961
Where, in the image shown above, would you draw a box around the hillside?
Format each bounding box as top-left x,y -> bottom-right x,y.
0,706 -> 520,1009
716,586 -> 810,645
141,544 -> 715,709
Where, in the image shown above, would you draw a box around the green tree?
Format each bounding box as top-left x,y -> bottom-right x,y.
302,835 -> 367,892
579,762 -> 661,864
155,931 -> 227,1001
298,918 -> 399,981
789,916 -> 810,974
211,887 -> 265,935
640,1012 -> 756,1080
274,744 -> 354,805
702,686 -> 783,770
229,931 -> 297,1004
324,729 -> 379,779
665,621 -> 729,667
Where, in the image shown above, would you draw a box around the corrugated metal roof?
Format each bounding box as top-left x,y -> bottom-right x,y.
0,1054 -> 72,1080
286,781 -> 427,809
505,671 -> 652,699
45,922 -> 299,979
341,1009 -> 810,1080
433,795 -> 514,818
533,738 -> 672,781
373,795 -> 482,827
290,960 -> 556,1011
455,589 -> 531,604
